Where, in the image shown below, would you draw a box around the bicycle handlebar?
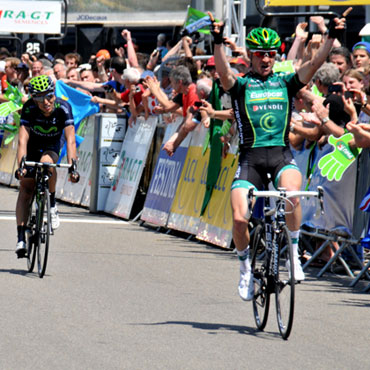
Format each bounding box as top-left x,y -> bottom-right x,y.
24,161 -> 72,169
247,186 -> 324,216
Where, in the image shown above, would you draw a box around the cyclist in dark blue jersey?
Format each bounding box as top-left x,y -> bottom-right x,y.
209,12 -> 346,301
15,75 -> 80,258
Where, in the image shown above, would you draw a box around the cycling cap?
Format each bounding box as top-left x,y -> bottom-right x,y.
352,41 -> 370,54
246,27 -> 281,50
29,75 -> 55,96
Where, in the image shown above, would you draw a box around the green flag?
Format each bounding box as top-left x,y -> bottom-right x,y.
200,81 -> 223,216
184,7 -> 217,35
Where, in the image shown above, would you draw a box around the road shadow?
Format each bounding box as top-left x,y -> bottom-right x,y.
129,320 -> 280,339
0,268 -> 31,276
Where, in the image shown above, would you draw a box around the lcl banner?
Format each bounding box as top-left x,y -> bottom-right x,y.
0,1 -> 61,34
265,0 -> 369,5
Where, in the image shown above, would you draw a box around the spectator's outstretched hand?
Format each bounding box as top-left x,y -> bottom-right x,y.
310,16 -> 327,34
199,100 -> 216,119
121,29 -> 131,41
327,8 -> 350,39
346,121 -> 370,148
163,139 -> 176,157
295,22 -> 308,40
114,46 -> 125,58
208,11 -> 224,45
342,93 -> 357,120
144,75 -> 160,94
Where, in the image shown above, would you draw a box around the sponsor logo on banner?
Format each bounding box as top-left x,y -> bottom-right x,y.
0,1 -> 61,34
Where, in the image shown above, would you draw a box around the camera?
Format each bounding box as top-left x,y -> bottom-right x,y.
194,101 -> 203,107
328,84 -> 343,94
344,91 -> 354,99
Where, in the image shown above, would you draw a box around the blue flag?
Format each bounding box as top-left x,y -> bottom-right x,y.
55,80 -> 100,129
55,80 -> 100,163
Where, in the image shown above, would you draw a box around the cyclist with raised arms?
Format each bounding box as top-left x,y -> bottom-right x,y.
15,75 -> 80,258
209,13 -> 346,301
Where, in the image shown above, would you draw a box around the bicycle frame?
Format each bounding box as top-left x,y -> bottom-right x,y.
248,186 -> 324,339
23,160 -> 71,277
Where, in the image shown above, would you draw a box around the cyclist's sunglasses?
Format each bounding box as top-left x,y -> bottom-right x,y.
251,50 -> 277,58
33,92 -> 54,102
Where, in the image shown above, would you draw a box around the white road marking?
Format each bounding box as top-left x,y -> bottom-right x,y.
0,216 -> 128,225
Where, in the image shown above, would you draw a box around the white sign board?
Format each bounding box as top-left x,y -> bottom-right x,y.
95,114 -> 126,211
104,116 -> 157,219
0,1 -> 61,34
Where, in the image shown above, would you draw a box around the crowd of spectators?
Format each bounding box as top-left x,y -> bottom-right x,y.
0,18 -> 369,150
0,16 -> 369,266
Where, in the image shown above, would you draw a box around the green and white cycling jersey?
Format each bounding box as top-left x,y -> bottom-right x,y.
229,71 -> 305,150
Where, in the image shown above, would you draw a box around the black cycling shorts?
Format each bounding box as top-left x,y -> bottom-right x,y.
24,148 -> 59,179
232,146 -> 300,190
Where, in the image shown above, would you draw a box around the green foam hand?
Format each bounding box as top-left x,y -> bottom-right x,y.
318,133 -> 362,181
0,101 -> 20,118
4,82 -> 23,107
0,111 -> 20,145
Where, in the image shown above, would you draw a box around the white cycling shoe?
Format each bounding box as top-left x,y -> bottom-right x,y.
286,256 -> 305,282
238,269 -> 254,301
50,206 -> 60,230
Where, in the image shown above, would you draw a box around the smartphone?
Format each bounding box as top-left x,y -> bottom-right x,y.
328,84 -> 343,94
194,101 -> 203,107
344,91 -> 354,99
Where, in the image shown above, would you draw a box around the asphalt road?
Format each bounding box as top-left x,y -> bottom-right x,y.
0,184 -> 369,370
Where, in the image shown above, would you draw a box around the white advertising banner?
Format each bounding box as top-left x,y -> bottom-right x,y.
0,1 -> 62,34
104,116 -> 157,219
94,114 -> 126,211
61,117 -> 95,205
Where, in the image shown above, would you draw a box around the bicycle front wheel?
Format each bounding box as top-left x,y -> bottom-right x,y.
26,201 -> 36,272
36,190 -> 51,278
275,225 -> 295,340
251,223 -> 270,331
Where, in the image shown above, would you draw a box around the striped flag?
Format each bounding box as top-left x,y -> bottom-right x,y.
360,187 -> 370,212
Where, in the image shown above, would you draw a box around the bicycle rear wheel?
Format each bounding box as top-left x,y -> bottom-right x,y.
26,201 -> 36,272
251,223 -> 270,331
36,189 -> 51,278
275,225 -> 295,340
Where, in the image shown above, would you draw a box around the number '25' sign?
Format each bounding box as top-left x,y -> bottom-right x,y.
22,38 -> 44,55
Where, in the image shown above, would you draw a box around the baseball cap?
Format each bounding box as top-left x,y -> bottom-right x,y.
230,57 -> 248,67
16,62 -> 29,70
96,49 -> 111,59
352,41 -> 370,54
206,56 -> 215,67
